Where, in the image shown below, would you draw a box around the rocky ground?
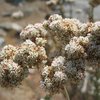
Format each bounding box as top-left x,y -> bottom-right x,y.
0,0 -> 50,46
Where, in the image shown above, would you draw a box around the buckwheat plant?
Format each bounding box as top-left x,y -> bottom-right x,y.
0,14 -> 100,100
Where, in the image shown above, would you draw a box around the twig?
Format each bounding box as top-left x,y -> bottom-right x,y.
63,85 -> 70,100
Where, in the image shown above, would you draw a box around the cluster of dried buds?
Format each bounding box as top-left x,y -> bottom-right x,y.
0,23 -> 47,88
42,14 -> 100,94
0,14 -> 99,95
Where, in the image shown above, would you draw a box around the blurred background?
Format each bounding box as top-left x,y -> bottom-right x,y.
0,0 -> 100,100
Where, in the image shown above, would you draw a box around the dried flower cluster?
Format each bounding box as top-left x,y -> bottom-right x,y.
20,23 -> 47,46
14,39 -> 47,68
0,45 -> 17,61
41,56 -> 67,94
0,59 -> 28,87
0,23 -> 48,87
0,14 -> 99,96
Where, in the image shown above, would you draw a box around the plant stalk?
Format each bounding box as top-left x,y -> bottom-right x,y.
63,85 -> 70,100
